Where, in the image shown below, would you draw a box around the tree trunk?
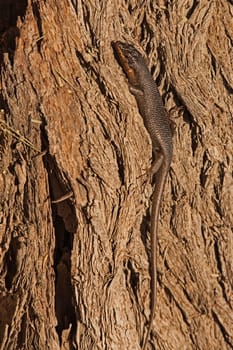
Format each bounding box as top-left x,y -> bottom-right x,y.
0,1 -> 232,349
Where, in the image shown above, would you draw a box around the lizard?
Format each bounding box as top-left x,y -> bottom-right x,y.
112,41 -> 173,350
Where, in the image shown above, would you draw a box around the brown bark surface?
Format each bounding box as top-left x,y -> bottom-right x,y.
0,1 -> 232,349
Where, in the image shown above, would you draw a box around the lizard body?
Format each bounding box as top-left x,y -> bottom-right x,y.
112,41 -> 173,350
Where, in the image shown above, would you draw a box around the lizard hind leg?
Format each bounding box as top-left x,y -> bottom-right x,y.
149,153 -> 163,182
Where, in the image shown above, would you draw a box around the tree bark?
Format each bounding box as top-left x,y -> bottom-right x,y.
0,1 -> 232,349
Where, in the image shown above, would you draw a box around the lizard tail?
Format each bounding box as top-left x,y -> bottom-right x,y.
142,164 -> 168,350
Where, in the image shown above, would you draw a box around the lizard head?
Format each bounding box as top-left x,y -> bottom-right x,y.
112,41 -> 144,85
112,41 -> 142,65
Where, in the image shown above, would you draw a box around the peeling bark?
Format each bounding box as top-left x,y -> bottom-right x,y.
0,1 -> 232,349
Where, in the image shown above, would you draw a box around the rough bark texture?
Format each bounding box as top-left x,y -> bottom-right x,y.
0,1 -> 232,349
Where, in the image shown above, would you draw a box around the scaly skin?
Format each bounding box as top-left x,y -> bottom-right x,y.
112,41 -> 173,350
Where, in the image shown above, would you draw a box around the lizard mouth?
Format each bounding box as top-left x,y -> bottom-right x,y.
112,41 -> 138,85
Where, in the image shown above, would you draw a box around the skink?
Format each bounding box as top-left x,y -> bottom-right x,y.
112,41 -> 173,350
